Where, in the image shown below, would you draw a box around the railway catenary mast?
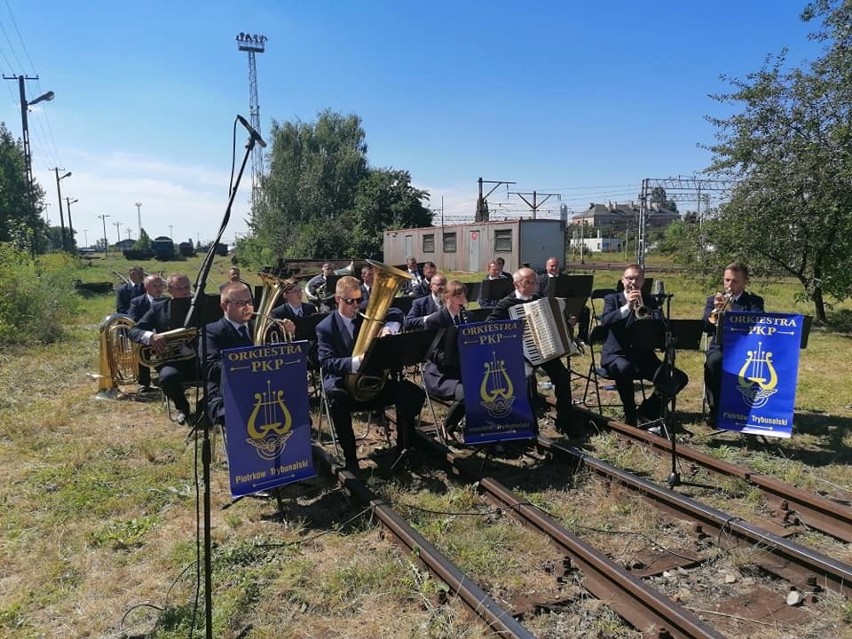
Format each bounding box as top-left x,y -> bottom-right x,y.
235,32 -> 267,213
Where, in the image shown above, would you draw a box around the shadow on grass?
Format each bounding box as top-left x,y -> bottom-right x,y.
698,410 -> 852,468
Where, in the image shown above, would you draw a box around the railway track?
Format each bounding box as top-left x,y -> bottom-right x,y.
310,412 -> 852,637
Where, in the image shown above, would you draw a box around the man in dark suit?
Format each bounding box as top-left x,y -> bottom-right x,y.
600,264 -> 688,426
116,266 -> 144,313
129,273 -> 197,425
487,267 -> 578,435
536,256 -> 568,297
307,263 -> 336,312
404,273 -> 445,330
128,275 -> 166,392
204,282 -> 257,426
271,280 -> 317,322
702,261 -> 764,427
316,276 -> 425,472
359,264 -> 374,311
401,257 -> 431,297
421,281 -> 468,439
477,260 -> 514,308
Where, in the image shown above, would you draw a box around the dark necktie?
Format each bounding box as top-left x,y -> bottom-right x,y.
453,314 -> 460,327
238,325 -> 250,343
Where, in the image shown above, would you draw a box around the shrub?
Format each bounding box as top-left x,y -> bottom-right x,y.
0,244 -> 82,345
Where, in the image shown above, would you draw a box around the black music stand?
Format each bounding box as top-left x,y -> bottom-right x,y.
631,318 -> 703,487
466,308 -> 491,323
563,274 -> 594,299
391,296 -> 415,315
361,329 -> 438,375
293,313 -> 328,342
169,295 -> 222,330
479,278 -> 514,304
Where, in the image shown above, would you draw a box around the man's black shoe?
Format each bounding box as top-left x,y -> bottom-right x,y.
176,411 -> 187,426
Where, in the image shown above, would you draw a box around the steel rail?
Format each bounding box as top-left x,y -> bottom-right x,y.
537,435 -> 852,599
573,405 -> 852,543
312,445 -> 535,639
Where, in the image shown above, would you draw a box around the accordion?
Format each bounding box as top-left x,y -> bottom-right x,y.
508,297 -> 580,365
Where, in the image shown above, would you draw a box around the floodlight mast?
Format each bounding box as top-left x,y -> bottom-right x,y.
235,32 -> 267,213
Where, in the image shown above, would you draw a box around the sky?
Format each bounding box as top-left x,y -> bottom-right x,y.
0,0 -> 827,248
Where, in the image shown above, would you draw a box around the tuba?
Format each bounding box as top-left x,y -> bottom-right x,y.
345,259 -> 413,402
94,313 -> 139,399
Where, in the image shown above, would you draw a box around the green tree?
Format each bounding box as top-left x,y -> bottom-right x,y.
133,229 -> 152,251
0,122 -> 47,253
245,110 -> 433,264
704,2 -> 852,323
650,186 -> 678,213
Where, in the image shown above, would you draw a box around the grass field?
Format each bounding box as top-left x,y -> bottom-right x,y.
1,252 -> 851,638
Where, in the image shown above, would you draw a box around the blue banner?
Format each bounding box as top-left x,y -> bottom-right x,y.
718,312 -> 803,438
457,320 -> 536,444
222,341 -> 315,496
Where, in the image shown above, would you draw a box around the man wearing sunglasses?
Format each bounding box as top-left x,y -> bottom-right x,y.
316,276 -> 425,472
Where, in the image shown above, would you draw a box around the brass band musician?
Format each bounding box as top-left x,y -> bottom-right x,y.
600,264 -> 688,427
128,273 -> 197,425
316,275 -> 425,473
702,262 -> 764,427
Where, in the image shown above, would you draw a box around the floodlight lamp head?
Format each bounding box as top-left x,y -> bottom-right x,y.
29,90 -> 55,107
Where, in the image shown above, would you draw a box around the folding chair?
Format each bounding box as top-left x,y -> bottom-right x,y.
582,324 -> 648,415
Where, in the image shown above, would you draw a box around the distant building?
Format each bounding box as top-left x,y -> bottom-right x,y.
569,230 -> 624,253
115,239 -> 135,253
573,201 -> 680,230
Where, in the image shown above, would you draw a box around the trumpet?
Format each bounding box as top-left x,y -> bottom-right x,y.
708,287 -> 734,325
628,283 -> 649,320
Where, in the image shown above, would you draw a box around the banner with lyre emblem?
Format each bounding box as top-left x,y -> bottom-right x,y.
718,312 -> 803,438
222,340 -> 315,496
457,319 -> 536,445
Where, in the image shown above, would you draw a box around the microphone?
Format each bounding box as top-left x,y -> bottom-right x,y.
236,115 -> 267,148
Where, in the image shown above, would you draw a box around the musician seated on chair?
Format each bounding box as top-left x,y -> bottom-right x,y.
316,276 -> 425,472
486,267 -> 580,436
404,273 -> 446,330
702,261 -> 764,428
535,256 -> 591,344
271,279 -> 317,321
358,264 -> 374,311
307,263 -> 336,313
600,264 -> 688,427
477,260 -> 510,308
128,273 -> 197,425
128,274 -> 165,394
116,265 -> 144,314
203,282 -> 294,427
421,280 -> 469,439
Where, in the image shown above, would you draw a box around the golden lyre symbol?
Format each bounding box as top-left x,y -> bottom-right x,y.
246,379 -> 293,460
736,341 -> 779,408
479,352 -> 515,418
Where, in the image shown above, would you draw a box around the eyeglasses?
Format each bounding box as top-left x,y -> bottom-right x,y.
340,296 -> 362,305
227,299 -> 254,307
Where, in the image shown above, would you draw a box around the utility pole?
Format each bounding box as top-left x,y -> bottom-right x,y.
82,229 -> 88,247
135,202 -> 142,238
113,221 -> 121,246
476,177 -> 516,222
508,190 -> 560,220
235,32 -> 267,212
52,168 -> 71,251
65,197 -> 77,250
5,74 -> 54,255
98,214 -> 110,253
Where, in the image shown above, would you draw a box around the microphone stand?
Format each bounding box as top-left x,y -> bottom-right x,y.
185,121 -> 257,639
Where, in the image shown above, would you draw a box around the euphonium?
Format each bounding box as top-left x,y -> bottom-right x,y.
137,327 -> 199,367
345,259 -> 413,402
253,271 -> 289,343
629,283 -> 650,320
709,287 -> 734,324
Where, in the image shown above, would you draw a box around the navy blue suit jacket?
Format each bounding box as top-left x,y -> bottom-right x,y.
204,317 -> 254,422
422,307 -> 464,398
116,281 -> 143,314
271,301 -> 317,321
702,290 -> 764,351
316,311 -> 363,392
405,295 -> 441,330
599,291 -> 663,367
127,294 -> 159,323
